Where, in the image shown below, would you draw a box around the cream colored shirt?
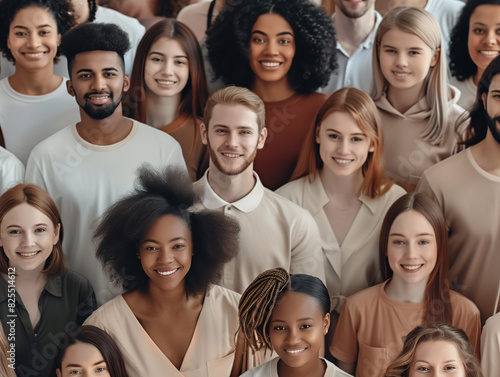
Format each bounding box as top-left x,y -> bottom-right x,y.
240,357 -> 353,377
481,312 -> 500,377
417,148 -> 500,324
84,285 -> 240,377
276,175 -> 405,312
194,170 -> 325,293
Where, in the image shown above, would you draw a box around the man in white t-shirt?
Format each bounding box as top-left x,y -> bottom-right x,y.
25,23 -> 186,304
322,0 -> 381,94
193,86 -> 324,294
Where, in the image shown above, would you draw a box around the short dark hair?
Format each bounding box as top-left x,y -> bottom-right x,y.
60,22 -> 131,75
449,0 -> 500,81
94,166 -> 239,296
206,0 -> 337,94
0,0 -> 74,63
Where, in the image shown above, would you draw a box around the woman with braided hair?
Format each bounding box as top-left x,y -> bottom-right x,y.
238,268 -> 352,377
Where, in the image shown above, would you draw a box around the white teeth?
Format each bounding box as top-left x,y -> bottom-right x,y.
91,96 -> 109,100
285,348 -> 305,354
402,265 -> 422,271
394,72 -> 410,77
19,251 -> 38,257
223,153 -> 240,158
156,268 -> 178,276
480,50 -> 499,56
25,52 -> 44,57
261,62 -> 280,67
334,158 -> 351,164
157,80 -> 175,85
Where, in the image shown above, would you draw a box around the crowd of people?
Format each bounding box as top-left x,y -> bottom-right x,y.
0,0 -> 498,376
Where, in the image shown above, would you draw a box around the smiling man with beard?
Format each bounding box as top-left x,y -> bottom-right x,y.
417,55 -> 500,325
193,86 -> 325,294
25,23 -> 186,305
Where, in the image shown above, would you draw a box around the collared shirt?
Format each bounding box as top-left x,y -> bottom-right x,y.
322,12 -> 382,94
194,170 -> 325,293
0,270 -> 96,377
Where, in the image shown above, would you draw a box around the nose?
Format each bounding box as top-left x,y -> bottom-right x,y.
27,34 -> 41,49
157,248 -> 174,264
396,53 -> 408,68
337,138 -> 350,155
404,243 -> 419,259
264,39 -> 279,56
91,74 -> 106,91
162,60 -> 174,76
225,131 -> 239,147
483,30 -> 498,46
22,232 -> 35,247
285,327 -> 301,345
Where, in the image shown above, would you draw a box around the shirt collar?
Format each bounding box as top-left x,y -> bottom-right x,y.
197,169 -> 265,213
0,273 -> 62,302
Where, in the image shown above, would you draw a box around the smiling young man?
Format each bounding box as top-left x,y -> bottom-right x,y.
417,55 -> 500,325
194,86 -> 324,294
25,23 -> 186,304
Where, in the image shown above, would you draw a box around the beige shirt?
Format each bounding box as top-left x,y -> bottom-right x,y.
481,312 -> 500,377
417,148 -> 500,324
84,285 -> 240,377
375,89 -> 466,191
240,357 -> 353,377
276,175 -> 405,312
194,171 -> 325,294
331,281 -> 481,377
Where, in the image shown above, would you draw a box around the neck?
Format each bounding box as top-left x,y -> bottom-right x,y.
384,276 -> 426,303
335,9 -> 376,56
146,93 -> 181,128
471,137 -> 500,176
319,167 -> 363,201
252,78 -> 295,102
206,166 -> 256,203
8,68 -> 61,95
5,263 -> 46,285
376,0 -> 428,15
76,107 -> 133,145
143,280 -> 191,311
386,82 -> 424,114
473,68 -> 484,87
278,357 -> 326,377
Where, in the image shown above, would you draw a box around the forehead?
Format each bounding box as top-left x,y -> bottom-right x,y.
209,104 -> 259,129
10,6 -> 57,28
251,13 -> 294,35
380,28 -> 429,49
390,210 -> 434,235
149,36 -> 186,55
1,203 -> 51,226
469,4 -> 500,26
271,290 -> 324,320
72,50 -> 124,73
488,74 -> 500,93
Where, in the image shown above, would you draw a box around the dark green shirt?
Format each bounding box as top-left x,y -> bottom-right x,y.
0,270 -> 96,377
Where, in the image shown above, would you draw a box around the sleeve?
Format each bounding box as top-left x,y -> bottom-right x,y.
25,149 -> 48,191
415,171 -> 440,205
481,314 -> 500,377
0,148 -> 25,194
330,299 -> 359,363
465,305 -> 482,358
164,136 -> 189,175
76,278 -> 97,325
289,209 -> 325,283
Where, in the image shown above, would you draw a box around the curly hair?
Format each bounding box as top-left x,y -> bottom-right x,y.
206,0 -> 337,94
94,166 -> 239,296
449,0 -> 500,82
384,323 -> 483,377
60,22 -> 131,75
0,0 -> 75,63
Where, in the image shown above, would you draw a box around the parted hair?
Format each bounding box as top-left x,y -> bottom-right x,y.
291,87 -> 393,198
206,0 -> 337,94
379,193 -> 451,324
56,325 -> 129,377
449,0 -> 500,82
384,323 -> 483,377
60,22 -> 131,75
238,268 -> 330,353
94,166 -> 239,296
0,0 -> 75,63
0,183 -> 66,275
373,7 -> 451,146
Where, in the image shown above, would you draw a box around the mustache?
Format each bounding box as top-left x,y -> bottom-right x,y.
84,91 -> 112,100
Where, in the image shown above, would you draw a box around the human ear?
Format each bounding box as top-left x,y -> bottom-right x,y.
66,80 -> 75,97
56,368 -> 62,377
123,74 -> 131,93
323,312 -> 330,335
482,92 -> 487,109
315,125 -> 321,144
430,48 -> 440,68
257,128 -> 268,149
200,123 -> 208,145
53,223 -> 61,245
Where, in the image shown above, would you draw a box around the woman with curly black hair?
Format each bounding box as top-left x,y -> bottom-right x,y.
84,166 -> 243,377
206,0 -> 337,189
449,0 -> 500,110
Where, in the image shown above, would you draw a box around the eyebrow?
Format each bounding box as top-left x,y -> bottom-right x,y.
414,360 -> 458,363
382,44 -> 424,51
75,67 -> 119,74
65,360 -> 106,368
12,24 -> 53,30
472,21 -> 500,26
325,128 -> 366,136
251,30 -> 294,37
143,237 -> 187,244
389,233 -> 434,237
148,51 -> 188,58
6,223 -> 49,229
271,317 -> 314,323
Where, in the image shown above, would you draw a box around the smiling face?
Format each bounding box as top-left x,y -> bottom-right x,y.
269,290 -> 329,374
67,50 -> 130,120
379,28 -> 439,98
201,104 -> 267,176
7,6 -> 60,71
144,37 -> 190,100
249,13 -> 296,87
408,340 -> 466,377
468,4 -> 500,81
56,342 -> 110,377
482,73 -> 500,145
316,110 -> 374,178
139,214 -> 192,293
0,203 -> 60,273
387,210 -> 438,287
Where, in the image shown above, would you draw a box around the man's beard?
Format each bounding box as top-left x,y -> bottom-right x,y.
79,90 -> 123,120
486,114 -> 500,145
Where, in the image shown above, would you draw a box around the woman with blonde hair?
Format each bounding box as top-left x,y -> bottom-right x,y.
372,7 -> 466,192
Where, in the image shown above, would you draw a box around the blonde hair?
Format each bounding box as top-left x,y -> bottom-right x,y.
372,7 -> 451,145
0,325 -> 16,377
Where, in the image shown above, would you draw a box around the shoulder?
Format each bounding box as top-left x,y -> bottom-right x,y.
275,176 -> 308,204
240,358 -> 276,377
449,290 -> 481,317
0,147 -> 24,170
134,121 -> 182,146
421,150 -> 468,182
344,283 -> 383,309
205,285 -> 241,311
382,184 -> 406,202
262,188 -> 316,222
177,1 -> 211,19
483,313 -> 500,333
324,358 -> 353,377
30,125 -> 74,156
94,6 -> 145,36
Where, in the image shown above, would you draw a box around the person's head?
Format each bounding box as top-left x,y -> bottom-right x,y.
56,325 -> 129,377
384,323 -> 483,377
95,166 -> 239,296
373,7 -> 450,145
207,0 -> 337,95
60,23 -> 131,120
201,86 -> 267,176
334,0 -> 376,19
126,18 -> 208,123
0,0 -> 74,65
239,268 -> 330,372
379,193 -> 451,323
67,0 -> 98,25
466,55 -> 500,146
0,184 -> 65,275
292,87 -> 391,198
449,0 -> 500,82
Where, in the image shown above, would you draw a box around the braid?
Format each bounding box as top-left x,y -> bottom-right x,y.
87,0 -> 97,22
238,268 -> 290,353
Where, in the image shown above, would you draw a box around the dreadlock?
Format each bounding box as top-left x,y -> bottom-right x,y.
87,0 -> 97,22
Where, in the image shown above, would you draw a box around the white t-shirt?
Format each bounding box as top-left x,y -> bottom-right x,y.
0,147 -> 24,194
482,312 -> 500,377
0,77 -> 80,165
241,357 -> 353,377
450,76 -> 477,111
25,120 -> 186,304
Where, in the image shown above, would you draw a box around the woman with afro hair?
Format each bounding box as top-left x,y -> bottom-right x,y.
206,0 -> 337,190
